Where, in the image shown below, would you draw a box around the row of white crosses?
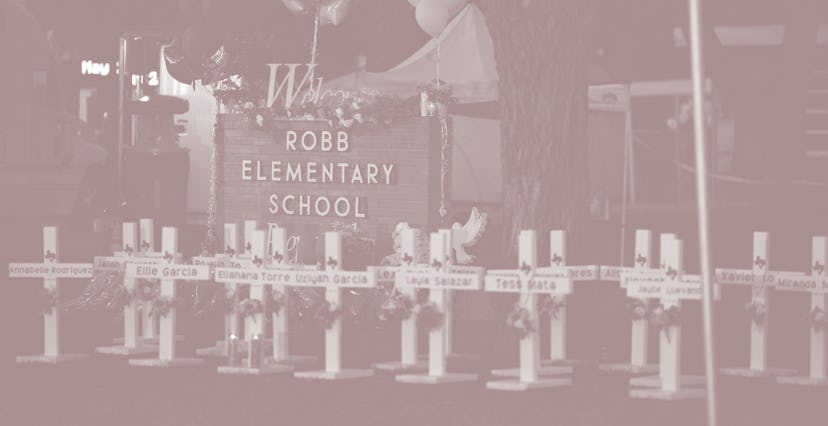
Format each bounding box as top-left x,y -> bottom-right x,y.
717,233 -> 828,386
127,226 -> 211,367
393,229 -> 485,383
178,220 -> 315,372
483,230 -> 574,390
622,233 -> 708,400
14,223 -> 827,391
599,230 -> 658,374
94,219 -> 181,356
370,227 -> 427,373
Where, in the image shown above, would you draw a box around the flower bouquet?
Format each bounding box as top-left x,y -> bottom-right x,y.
539,295 -> 566,319
807,306 -> 828,331
648,304 -> 681,342
313,299 -> 341,330
417,79 -> 456,117
378,291 -> 416,322
506,304 -> 536,339
744,300 -> 767,326
626,299 -> 651,320
417,302 -> 444,331
38,286 -> 59,315
238,298 -> 264,319
149,295 -> 178,318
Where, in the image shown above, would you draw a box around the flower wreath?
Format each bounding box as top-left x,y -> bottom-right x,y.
807,306 -> 828,331
417,302 -> 444,331
218,288 -> 237,314
38,286 -> 59,315
270,289 -> 286,317
106,280 -> 134,312
744,300 -> 767,326
134,279 -> 159,302
506,304 -> 536,339
238,298 -> 264,319
378,291 -> 416,322
149,295 -> 178,318
626,299 -> 651,320
538,295 -> 566,319
648,304 -> 681,342
313,299 -> 341,330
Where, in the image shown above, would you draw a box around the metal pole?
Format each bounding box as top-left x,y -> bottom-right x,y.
688,1 -> 718,426
116,37 -> 126,208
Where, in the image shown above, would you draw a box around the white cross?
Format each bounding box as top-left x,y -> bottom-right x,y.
484,230 -> 573,391
93,222 -> 174,355
8,226 -> 93,363
369,227 -> 426,372
191,223 -> 251,358
394,231 -> 484,384
535,230 -> 600,365
241,231 -> 377,380
598,229 -> 657,373
623,234 -> 706,399
775,236 -> 828,386
716,232 -> 798,378
126,227 -> 209,367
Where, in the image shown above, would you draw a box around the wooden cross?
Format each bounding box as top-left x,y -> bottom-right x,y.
394,231 -> 484,384
598,229 -> 658,374
127,227 -> 209,367
624,234 -> 706,400
136,219 -> 161,341
9,227 -> 94,363
264,225 -> 319,366
534,230 -> 600,366
483,230 -> 574,391
93,222 -> 171,356
246,231 -> 375,380
192,223 -> 250,358
776,236 -> 828,386
212,229 -> 294,374
716,232 -> 797,378
369,227 -> 427,373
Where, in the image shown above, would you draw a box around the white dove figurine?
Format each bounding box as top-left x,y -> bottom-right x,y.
451,207 -> 488,265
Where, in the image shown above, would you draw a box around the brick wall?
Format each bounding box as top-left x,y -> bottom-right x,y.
219,115 -> 446,264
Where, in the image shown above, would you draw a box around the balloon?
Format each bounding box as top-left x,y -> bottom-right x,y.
282,0 -> 313,15
441,0 -> 468,16
415,0 -> 449,38
181,24 -> 221,64
202,0 -> 234,26
163,44 -> 198,85
178,0 -> 203,21
319,0 -> 354,26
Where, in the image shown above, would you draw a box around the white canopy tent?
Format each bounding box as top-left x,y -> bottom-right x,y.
324,4 -> 499,103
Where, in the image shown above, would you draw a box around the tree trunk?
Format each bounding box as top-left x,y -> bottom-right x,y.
476,0 -> 593,262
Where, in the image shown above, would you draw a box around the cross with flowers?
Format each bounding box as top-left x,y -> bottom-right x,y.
483,230 -> 573,391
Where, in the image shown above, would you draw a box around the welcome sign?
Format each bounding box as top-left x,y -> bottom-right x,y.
240,129 -> 396,219
220,64 -> 446,260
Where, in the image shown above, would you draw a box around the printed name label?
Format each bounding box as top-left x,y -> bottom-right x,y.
126,264 -> 210,280
395,269 -> 482,290
483,273 -> 573,294
215,268 -> 375,288
775,274 -> 828,293
625,276 -> 703,300
715,268 -> 777,286
191,256 -> 247,269
535,265 -> 599,281
93,256 -> 166,272
9,263 -> 94,278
